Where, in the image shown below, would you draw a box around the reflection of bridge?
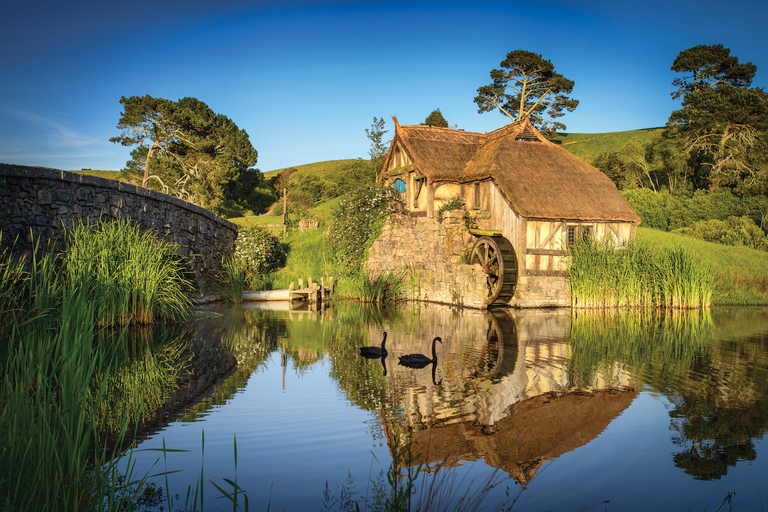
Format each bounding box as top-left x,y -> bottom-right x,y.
377,306 -> 638,483
0,164 -> 237,298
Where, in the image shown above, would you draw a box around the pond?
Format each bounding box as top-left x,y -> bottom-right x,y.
119,303 -> 768,511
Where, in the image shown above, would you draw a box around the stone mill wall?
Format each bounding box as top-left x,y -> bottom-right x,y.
0,163 -> 237,300
368,211 -> 489,308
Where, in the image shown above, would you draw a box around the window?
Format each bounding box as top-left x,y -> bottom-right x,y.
567,225 -> 577,245
567,224 -> 593,245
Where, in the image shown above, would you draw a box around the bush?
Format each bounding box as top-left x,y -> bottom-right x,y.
622,189 -> 681,231
668,189 -> 742,231
326,184 -> 406,273
234,226 -> 285,284
673,216 -> 768,251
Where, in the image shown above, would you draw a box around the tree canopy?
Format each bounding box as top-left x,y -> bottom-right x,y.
474,49 -> 578,132
668,45 -> 767,193
670,44 -> 757,100
111,95 -> 272,216
422,109 -> 449,128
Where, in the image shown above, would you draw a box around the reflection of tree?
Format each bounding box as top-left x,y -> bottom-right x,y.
328,305 -> 404,417
668,334 -> 768,479
568,309 -> 768,480
673,441 -> 756,480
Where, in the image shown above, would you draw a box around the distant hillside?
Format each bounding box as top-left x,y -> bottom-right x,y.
263,129 -> 667,175
553,127 -> 665,164
264,159 -> 360,177
74,129 -> 663,182
73,169 -> 123,179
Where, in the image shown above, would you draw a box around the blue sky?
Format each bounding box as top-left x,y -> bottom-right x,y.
1,0 -> 766,172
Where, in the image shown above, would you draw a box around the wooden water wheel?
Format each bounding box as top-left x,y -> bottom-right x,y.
468,235 -> 518,307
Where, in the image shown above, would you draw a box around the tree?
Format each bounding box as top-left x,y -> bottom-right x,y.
110,95 -> 178,188
111,95 -> 266,215
671,44 -> 757,100
365,117 -> 389,161
474,49 -> 578,132
423,109 -> 449,128
668,84 -> 768,192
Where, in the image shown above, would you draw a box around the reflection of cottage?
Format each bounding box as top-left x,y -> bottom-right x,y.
370,116 -> 641,308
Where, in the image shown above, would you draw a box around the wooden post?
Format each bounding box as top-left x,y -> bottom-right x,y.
320,277 -> 325,302
298,278 -> 304,290
282,187 -> 287,237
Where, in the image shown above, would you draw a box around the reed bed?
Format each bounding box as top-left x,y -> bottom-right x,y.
347,270 -> 406,304
63,218 -> 192,325
0,255 -> 143,511
567,239 -> 714,309
0,229 -> 246,511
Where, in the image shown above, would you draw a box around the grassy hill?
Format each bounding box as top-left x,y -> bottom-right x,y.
73,169 -> 123,179
552,127 -> 665,164
263,159 -> 360,178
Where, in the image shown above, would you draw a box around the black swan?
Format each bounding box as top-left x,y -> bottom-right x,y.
360,332 -> 388,358
398,337 -> 442,367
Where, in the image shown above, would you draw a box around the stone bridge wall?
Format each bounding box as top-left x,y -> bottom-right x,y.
0,164 -> 237,300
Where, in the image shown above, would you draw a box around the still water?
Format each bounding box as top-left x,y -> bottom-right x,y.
121,303 -> 768,511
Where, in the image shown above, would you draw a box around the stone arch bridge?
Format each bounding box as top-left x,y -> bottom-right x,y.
0,163 -> 237,300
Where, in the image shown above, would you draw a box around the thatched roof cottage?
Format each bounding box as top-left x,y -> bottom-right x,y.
372,116 -> 641,308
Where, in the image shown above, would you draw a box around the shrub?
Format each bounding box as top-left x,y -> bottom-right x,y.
326,184 -> 406,273
622,189 -> 681,231
673,216 -> 768,250
435,196 -> 465,223
234,226 -> 285,285
667,189 -> 743,231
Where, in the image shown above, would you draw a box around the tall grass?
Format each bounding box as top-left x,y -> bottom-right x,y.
0,250 -> 141,511
0,231 -> 249,511
218,256 -> 248,302
347,270 -> 406,304
637,226 -> 768,305
567,239 -> 714,309
63,218 -> 192,324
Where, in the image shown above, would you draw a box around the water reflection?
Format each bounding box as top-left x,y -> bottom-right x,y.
344,305 -> 639,484
567,308 -> 768,480
122,302 -> 768,507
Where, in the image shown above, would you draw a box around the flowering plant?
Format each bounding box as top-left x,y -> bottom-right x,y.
326,184 -> 406,273
234,226 -> 285,283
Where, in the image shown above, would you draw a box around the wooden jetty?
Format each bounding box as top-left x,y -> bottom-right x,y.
242,276 -> 334,305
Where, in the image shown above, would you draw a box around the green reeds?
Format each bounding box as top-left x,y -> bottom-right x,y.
63,218 -> 192,325
0,256 -> 139,511
1,232 -> 249,511
350,270 -> 406,303
656,247 -> 715,309
566,239 -> 714,309
218,256 -> 248,302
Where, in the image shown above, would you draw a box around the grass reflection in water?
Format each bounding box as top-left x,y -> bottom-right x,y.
568,308 -> 768,481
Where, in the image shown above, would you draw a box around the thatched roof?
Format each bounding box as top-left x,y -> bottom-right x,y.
381,117 -> 641,223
